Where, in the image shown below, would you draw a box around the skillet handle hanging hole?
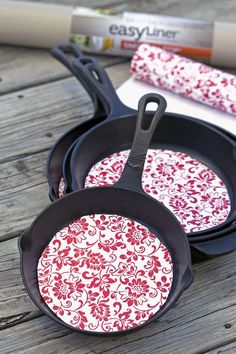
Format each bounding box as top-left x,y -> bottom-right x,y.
115,93 -> 167,191
82,62 -> 122,105
141,101 -> 158,130
51,44 -> 85,72
52,44 -> 98,79
73,59 -> 132,117
85,62 -> 113,91
127,93 -> 167,169
91,69 -> 101,83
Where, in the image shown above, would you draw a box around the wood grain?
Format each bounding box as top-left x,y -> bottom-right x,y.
20,0 -> 134,8
0,237 -> 41,329
18,0 -> 236,20
206,341 -> 236,354
0,62 -> 129,161
111,0 -> 236,21
0,45 -> 125,95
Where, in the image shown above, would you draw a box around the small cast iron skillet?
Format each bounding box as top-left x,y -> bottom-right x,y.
47,44 -> 108,200
19,93 -> 193,335
67,60 -> 236,252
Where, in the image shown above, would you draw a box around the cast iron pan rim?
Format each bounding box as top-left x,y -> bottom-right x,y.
19,187 -> 192,335
166,112 -> 236,140
46,123 -> 79,199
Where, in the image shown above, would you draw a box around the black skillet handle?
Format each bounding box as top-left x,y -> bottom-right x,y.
51,44 -> 104,114
115,93 -> 167,191
73,59 -> 135,118
51,44 -> 85,73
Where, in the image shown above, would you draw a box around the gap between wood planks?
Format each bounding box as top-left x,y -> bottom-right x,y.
0,48 -> 128,96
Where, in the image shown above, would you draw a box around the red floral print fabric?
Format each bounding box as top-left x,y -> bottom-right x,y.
85,149 -> 230,233
38,214 -> 173,333
130,44 -> 236,116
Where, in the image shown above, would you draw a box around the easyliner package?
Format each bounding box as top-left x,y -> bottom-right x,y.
1,1 -> 236,68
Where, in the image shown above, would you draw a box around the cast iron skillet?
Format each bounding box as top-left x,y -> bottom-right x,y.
67,60 -> 236,253
47,44 -> 109,200
19,93 -> 193,335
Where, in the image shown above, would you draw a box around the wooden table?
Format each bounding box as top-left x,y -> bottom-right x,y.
1,1 -> 236,353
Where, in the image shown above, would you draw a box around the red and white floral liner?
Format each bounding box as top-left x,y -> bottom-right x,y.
58,149 -> 230,233
58,177 -> 65,198
130,44 -> 236,116
38,214 -> 173,333
84,149 -> 230,234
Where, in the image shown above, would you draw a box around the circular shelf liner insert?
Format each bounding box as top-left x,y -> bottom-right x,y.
85,149 -> 231,233
38,214 -> 173,333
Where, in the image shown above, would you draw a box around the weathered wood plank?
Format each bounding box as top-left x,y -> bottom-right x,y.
111,0 -> 236,21
206,341 -> 236,354
0,77 -> 95,161
0,62 -> 130,162
0,244 -> 236,353
20,0 -> 236,20
0,151 -> 49,241
0,45 -> 125,95
21,0 -> 132,8
0,62 -> 130,241
0,237 -> 41,329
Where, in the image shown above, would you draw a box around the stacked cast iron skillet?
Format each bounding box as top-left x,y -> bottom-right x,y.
47,44 -> 236,260
19,44 -> 236,335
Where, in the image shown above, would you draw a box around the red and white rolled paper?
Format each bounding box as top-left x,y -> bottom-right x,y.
130,44 -> 236,116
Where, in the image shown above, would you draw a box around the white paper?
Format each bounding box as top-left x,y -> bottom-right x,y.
117,76 -> 236,135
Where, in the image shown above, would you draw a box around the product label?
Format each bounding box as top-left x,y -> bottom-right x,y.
71,10 -> 213,59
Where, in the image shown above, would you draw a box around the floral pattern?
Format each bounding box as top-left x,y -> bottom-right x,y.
130,44 -> 236,116
85,149 -> 230,233
37,214 -> 173,333
58,177 -> 65,198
